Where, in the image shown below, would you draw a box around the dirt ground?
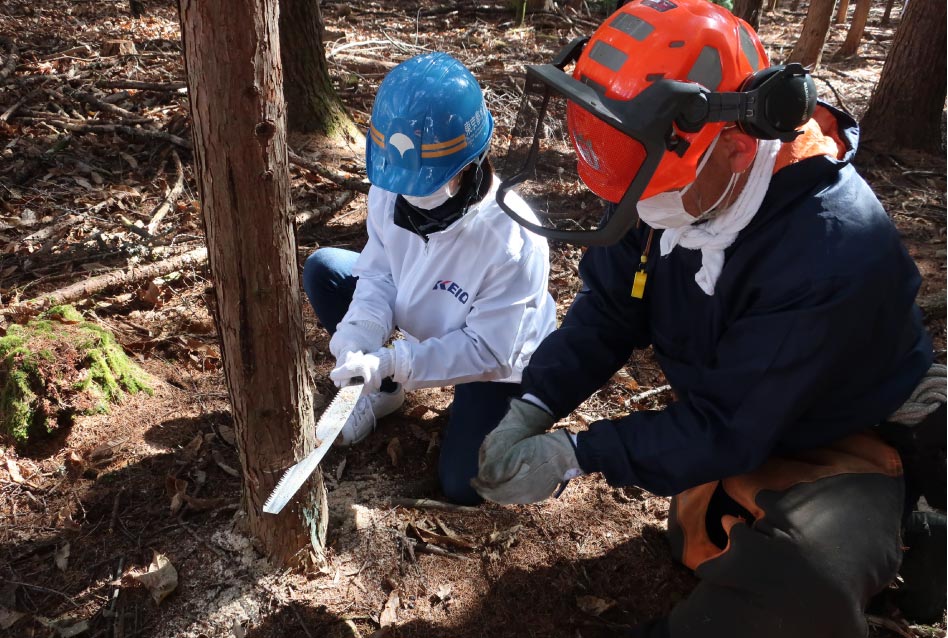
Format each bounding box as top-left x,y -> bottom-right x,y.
0,1 -> 945,637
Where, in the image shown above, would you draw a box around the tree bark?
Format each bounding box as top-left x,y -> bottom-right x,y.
788,0 -> 835,69
279,0 -> 359,141
837,0 -> 871,56
861,0 -> 947,152
733,0 -> 766,30
178,0 -> 326,567
834,0 -> 850,24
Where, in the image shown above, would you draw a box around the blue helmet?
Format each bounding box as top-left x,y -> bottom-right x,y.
366,53 -> 494,196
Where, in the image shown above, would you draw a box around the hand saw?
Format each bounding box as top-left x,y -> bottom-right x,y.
262,381 -> 365,514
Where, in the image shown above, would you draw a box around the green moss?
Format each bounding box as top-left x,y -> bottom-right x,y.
44,305 -> 84,323
0,305 -> 153,445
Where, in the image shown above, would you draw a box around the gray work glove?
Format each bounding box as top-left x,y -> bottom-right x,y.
477,398 -> 555,467
329,320 -> 388,361
472,430 -> 582,505
472,398 -> 583,504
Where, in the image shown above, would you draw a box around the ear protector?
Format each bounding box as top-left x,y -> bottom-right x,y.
677,63 -> 817,142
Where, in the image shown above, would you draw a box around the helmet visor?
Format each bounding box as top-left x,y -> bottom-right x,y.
498,61 -> 706,245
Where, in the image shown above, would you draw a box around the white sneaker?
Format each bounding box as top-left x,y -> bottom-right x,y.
337,384 -> 405,447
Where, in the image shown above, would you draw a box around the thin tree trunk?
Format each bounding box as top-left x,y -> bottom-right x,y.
178,0 -> 326,567
881,0 -> 896,24
767,0 -> 780,12
861,0 -> 947,152
834,0 -> 850,23
838,0 -> 871,56
788,0 -> 836,69
733,0 -> 766,29
280,0 -> 359,141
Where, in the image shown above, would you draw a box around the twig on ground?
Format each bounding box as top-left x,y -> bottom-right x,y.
288,149 -> 370,193
866,615 -> 914,638
70,89 -> 156,124
629,385 -> 672,403
390,497 -> 479,514
96,79 -> 188,93
814,76 -> 853,116
0,83 -> 48,122
6,580 -> 82,608
2,245 -> 207,313
147,150 -> 185,235
109,488 -> 125,534
40,119 -> 192,149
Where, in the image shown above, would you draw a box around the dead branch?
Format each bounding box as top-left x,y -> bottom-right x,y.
295,191 -> 358,227
96,79 -> 188,93
288,149 -> 370,194
0,83 -> 47,122
0,37 -> 18,82
41,118 -> 192,149
147,150 -> 185,235
389,497 -> 480,514
2,246 -> 207,314
70,89 -> 156,124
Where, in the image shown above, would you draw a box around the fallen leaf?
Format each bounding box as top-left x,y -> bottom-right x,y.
55,504 -> 80,530
180,433 -> 203,462
55,542 -> 70,572
217,424 -> 236,446
432,584 -> 452,605
131,552 -> 178,605
487,524 -> 522,551
576,595 -> 615,616
64,451 -> 85,476
0,606 -> 25,630
4,458 -> 24,483
379,590 -> 399,627
386,437 -> 402,467
211,450 -> 240,477
335,457 -> 347,481
166,476 -> 188,516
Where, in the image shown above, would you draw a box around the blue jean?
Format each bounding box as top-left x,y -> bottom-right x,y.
303,247 -> 522,505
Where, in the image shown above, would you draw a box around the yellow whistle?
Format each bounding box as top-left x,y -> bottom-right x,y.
631,270 -> 647,299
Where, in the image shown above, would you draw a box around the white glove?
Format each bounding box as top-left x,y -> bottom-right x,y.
330,348 -> 395,392
329,320 -> 388,360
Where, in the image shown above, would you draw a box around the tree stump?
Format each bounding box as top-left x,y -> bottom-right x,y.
0,306 -> 151,444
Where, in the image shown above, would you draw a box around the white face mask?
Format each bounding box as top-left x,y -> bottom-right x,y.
403,179 -> 460,210
636,134 -> 740,230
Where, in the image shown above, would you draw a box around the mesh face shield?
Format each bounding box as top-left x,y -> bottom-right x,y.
497,39 -> 713,246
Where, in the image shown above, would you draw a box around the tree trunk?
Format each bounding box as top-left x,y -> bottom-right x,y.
834,0 -> 850,24
788,0 -> 835,69
733,0 -> 766,29
861,0 -> 947,152
280,0 -> 360,140
178,0 -> 327,567
837,0 -> 871,56
881,0 -> 896,24
767,0 -> 780,13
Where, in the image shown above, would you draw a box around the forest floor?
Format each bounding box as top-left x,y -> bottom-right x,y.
0,0 -> 945,637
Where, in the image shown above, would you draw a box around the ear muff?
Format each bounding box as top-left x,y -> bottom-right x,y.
736,63 -> 817,141
676,63 -> 817,142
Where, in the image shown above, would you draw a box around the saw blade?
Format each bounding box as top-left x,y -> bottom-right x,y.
262,383 -> 364,515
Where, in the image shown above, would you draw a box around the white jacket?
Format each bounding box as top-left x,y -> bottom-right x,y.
339,180 -> 557,391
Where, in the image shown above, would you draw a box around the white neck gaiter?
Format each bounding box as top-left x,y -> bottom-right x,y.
660,138 -> 781,296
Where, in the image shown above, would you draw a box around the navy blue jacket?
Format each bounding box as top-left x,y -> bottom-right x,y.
522,104 -> 933,496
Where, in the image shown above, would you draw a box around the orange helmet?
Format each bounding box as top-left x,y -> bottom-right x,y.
568,0 -> 768,202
